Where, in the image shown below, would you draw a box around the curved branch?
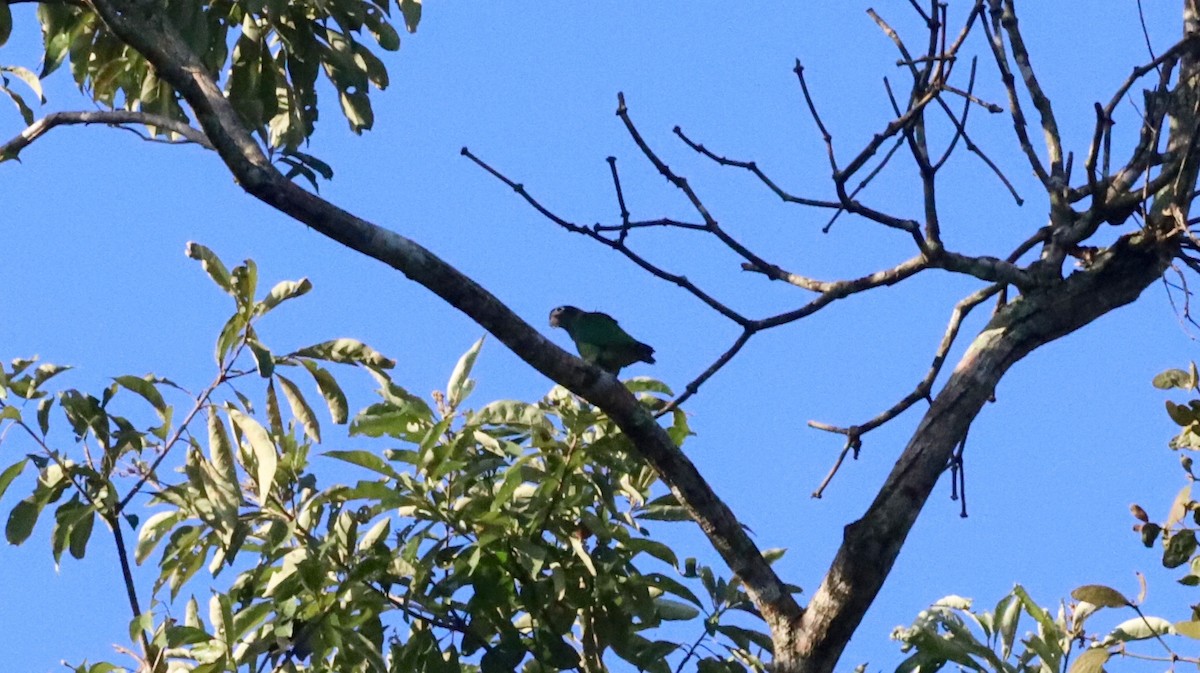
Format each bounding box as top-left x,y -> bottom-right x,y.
0,110 -> 213,160
83,0 -> 804,643
788,232 -> 1174,673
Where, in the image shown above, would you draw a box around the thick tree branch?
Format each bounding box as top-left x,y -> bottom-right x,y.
786,231 -> 1175,673
81,0 -> 806,644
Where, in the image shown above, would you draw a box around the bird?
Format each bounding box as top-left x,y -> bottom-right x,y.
548,305 -> 655,375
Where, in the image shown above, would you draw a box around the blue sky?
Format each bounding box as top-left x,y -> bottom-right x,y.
2,2 -> 1198,671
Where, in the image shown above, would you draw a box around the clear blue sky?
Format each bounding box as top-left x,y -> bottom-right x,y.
1,3 -> 1196,671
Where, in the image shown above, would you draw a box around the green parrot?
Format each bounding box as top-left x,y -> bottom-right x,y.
549,305 -> 656,374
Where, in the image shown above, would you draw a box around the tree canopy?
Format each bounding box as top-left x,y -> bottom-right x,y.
4,2 -> 1200,673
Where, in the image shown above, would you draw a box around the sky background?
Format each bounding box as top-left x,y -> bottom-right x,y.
2,2 -> 1199,671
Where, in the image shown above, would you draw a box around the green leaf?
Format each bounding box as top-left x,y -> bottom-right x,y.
301,361 -> 348,425
1166,484 -> 1192,529
653,597 -> 700,621
208,409 -> 239,490
532,632 -> 580,669
165,625 -> 214,647
480,642 -> 523,673
338,86 -> 374,133
68,509 -> 94,559
135,510 -> 182,564
293,339 -> 395,368
1164,529 -> 1197,568
257,278 -> 312,315
1166,400 -> 1196,426
36,398 -> 52,435
247,339 -> 274,378
231,259 -> 258,308
1154,368 -> 1197,390
6,497 -> 40,545
228,409 -> 276,505
644,573 -> 703,608
447,337 -> 484,409
185,242 -> 234,295
1140,522 -> 1162,548
762,547 -> 787,564
623,377 -> 674,396
624,537 -> 678,568
0,0 -> 11,49
277,374 -> 320,442
265,379 -> 283,437
365,11 -> 400,51
214,312 -> 247,365
716,624 -> 774,652
471,400 -> 547,427
129,611 -> 154,646
1105,615 -> 1173,642
399,0 -> 421,33
113,375 -> 168,420
1177,620 -> 1200,639
1071,584 -> 1131,609
351,401 -> 431,439
2,65 -> 42,103
0,458 -> 26,501
324,450 -> 400,479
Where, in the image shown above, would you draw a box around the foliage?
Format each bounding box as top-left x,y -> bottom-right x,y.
0,0 -> 422,180
0,245 -> 775,673
888,366 -> 1200,673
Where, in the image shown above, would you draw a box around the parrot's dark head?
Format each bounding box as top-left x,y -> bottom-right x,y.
549,305 -> 582,329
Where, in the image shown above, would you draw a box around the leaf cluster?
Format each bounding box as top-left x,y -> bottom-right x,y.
0,245 -> 775,673
0,0 -> 421,178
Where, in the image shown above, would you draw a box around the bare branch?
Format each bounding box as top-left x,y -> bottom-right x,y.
461,147 -> 750,326
980,3 -> 1051,187
673,126 -> 840,209
995,0 -> 1065,186
807,283 -> 1001,461
605,155 -> 633,243
868,8 -> 921,84
821,136 -> 906,233
757,254 -> 931,328
656,328 -> 755,417
941,84 -> 1004,113
616,93 -> 790,278
0,110 -> 213,160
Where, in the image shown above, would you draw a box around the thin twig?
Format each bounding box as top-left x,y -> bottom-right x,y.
117,372 -> 225,512
809,284 -> 1001,494
673,126 -> 840,209
606,156 -> 633,244
615,93 -> 787,277
461,147 -> 750,326
657,329 -> 755,417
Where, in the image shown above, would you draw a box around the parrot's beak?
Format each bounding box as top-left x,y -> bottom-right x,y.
549,313 -> 560,328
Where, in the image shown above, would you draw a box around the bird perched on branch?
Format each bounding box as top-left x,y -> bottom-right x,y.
549,305 -> 655,375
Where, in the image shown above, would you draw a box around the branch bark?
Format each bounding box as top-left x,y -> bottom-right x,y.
81,0 -> 805,644
782,231 -> 1175,673
0,110 -> 213,160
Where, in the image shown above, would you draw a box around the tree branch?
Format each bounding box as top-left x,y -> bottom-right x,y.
82,0 -> 806,644
788,232 -> 1175,672
807,283 -> 1002,497
0,110 -> 213,160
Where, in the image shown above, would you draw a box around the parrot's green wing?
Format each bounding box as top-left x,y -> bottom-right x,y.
569,312 -> 655,374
